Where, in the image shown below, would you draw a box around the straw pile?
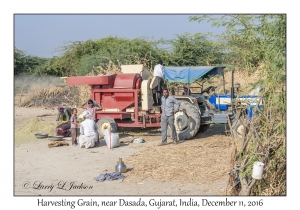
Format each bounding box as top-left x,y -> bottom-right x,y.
15,117 -> 57,136
18,85 -> 90,108
124,136 -> 233,184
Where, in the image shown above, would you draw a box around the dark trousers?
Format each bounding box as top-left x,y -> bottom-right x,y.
153,92 -> 162,105
153,77 -> 163,105
71,128 -> 77,144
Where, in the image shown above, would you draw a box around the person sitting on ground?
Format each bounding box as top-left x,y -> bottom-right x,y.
78,111 -> 99,149
56,105 -> 71,121
55,121 -> 71,137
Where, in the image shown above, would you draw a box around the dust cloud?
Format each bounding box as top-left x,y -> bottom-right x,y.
14,73 -> 66,94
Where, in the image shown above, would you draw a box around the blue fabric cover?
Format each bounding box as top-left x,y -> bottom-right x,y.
164,66 -> 225,84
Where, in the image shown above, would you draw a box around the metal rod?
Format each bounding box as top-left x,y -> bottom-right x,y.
223,73 -> 226,94
218,69 -> 220,110
231,70 -> 235,100
134,89 -> 139,126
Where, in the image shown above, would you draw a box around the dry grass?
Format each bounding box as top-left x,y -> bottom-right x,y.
15,62 -> 122,108
209,70 -> 261,95
76,85 -> 91,105
16,85 -> 91,108
169,69 -> 261,96
123,136 -> 233,185
229,87 -> 286,195
92,60 -> 122,75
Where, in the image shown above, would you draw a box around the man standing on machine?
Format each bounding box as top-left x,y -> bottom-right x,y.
153,60 -> 165,106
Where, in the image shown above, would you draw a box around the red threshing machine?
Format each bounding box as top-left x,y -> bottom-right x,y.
67,65 -> 161,136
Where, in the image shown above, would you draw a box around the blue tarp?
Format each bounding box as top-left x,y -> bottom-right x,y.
163,66 -> 225,84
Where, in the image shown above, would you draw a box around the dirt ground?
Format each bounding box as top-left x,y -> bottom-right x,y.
14,107 -> 235,196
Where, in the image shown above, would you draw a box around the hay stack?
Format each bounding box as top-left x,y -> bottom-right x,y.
18,85 -> 91,108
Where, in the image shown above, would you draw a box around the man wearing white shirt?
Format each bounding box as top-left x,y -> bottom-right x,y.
79,111 -> 99,149
153,60 -> 165,106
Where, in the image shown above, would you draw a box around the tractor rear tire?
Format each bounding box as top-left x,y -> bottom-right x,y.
97,117 -> 117,137
167,100 -> 200,140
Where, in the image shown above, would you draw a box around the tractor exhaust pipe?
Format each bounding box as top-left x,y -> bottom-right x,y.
231,70 -> 234,101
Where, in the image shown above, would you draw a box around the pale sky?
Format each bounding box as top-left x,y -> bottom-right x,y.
14,14 -> 224,58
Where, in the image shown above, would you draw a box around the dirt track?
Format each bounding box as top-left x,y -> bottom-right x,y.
14,107 -> 234,196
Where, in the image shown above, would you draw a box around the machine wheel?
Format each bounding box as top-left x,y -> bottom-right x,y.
198,124 -> 210,133
167,101 -> 200,140
97,117 -> 117,137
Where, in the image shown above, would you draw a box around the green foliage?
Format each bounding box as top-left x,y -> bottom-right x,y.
240,154 -> 260,179
164,32 -> 223,66
17,34 -> 224,77
53,37 -> 165,76
190,14 -> 286,195
190,15 -> 286,72
14,48 -> 48,75
32,56 -> 67,76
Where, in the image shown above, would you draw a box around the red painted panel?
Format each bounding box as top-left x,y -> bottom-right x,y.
102,95 -> 116,108
114,92 -> 134,100
116,122 -> 161,128
93,92 -> 101,106
96,113 -> 131,120
114,74 -> 141,89
67,74 -> 116,86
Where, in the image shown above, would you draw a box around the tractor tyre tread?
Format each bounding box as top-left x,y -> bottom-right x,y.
168,100 -> 200,140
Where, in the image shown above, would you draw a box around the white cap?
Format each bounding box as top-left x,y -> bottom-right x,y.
82,110 -> 91,119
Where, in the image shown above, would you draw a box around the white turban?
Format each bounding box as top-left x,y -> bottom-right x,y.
82,110 -> 91,119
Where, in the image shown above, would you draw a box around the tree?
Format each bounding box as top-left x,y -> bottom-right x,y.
165,32 -> 223,66
190,14 -> 286,195
52,37 -> 165,76
14,47 -> 48,75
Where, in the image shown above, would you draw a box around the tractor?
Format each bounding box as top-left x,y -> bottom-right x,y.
66,64 -> 262,140
163,66 -> 262,140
